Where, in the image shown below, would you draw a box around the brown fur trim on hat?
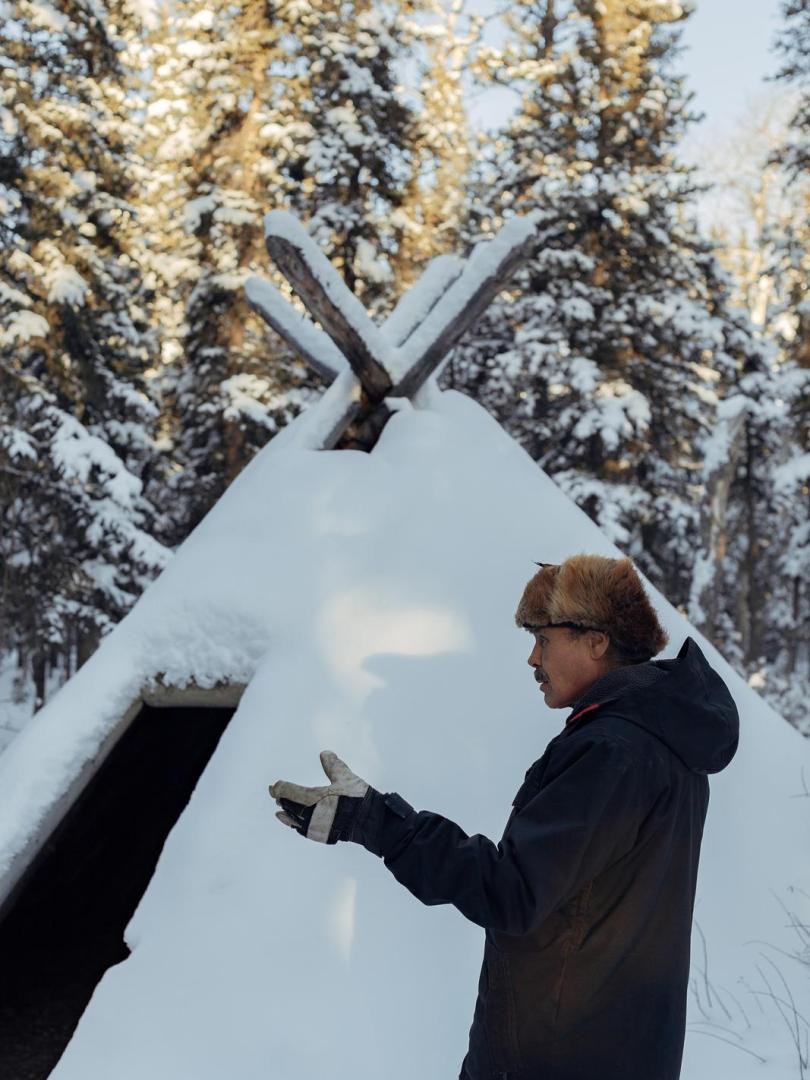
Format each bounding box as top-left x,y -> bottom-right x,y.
514,553 -> 669,660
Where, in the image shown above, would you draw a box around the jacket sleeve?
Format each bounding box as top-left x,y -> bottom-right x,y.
350,736 -> 652,935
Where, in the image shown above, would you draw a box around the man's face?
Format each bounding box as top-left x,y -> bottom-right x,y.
527,625 -> 611,709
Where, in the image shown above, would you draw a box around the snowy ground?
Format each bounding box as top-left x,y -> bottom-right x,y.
0,658 -> 25,755
0,654 -> 44,755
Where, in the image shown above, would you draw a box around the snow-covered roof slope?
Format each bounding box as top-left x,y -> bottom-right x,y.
3,385 -> 809,1079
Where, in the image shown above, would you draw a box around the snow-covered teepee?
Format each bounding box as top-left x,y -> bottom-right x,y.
0,213 -> 808,1080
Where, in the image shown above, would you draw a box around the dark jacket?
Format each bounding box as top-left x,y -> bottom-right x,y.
354,635 -> 739,1080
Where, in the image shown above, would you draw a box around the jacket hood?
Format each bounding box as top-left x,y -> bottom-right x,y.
568,636 -> 740,775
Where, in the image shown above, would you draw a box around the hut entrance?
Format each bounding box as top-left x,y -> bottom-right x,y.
0,702 -> 235,1080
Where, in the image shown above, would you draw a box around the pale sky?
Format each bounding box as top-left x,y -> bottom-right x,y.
678,0 -> 786,158
466,0 -> 789,156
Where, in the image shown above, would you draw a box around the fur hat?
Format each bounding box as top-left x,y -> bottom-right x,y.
514,553 -> 669,661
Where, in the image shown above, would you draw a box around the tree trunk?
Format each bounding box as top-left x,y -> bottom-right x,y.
32,652 -> 46,713
77,626 -> 101,670
688,398 -> 747,642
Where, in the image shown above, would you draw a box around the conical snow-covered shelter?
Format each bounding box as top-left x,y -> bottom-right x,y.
0,214 -> 808,1080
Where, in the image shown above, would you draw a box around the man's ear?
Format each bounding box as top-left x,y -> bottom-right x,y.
588,630 -> 611,661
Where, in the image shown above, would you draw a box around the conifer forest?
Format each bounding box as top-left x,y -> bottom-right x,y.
1,0 -> 808,745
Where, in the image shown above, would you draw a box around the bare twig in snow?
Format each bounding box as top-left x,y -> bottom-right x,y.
739,974 -> 767,1016
689,976 -> 713,1023
724,987 -> 752,1030
788,766 -> 810,798
686,1027 -> 767,1063
744,939 -> 810,966
755,955 -> 809,1078
694,919 -> 714,1009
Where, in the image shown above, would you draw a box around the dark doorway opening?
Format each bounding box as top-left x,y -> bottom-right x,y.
0,703 -> 235,1080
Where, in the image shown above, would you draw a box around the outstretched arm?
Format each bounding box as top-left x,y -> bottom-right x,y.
270,737 -> 652,936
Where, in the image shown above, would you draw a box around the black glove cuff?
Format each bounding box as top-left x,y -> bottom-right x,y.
279,790 -> 394,846
347,788 -> 415,856
280,789 -> 415,851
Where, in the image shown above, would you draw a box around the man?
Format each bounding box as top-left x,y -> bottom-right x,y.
270,553 -> 739,1080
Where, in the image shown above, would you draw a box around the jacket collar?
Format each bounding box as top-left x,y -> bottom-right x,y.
565,661 -> 666,728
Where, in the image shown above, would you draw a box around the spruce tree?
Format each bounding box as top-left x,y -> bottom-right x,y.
138,0 -> 299,540
773,0 -> 810,180
393,0 -> 481,285
753,0 -> 810,729
447,0 -> 765,616
144,0 -> 421,541
276,0 -> 420,312
651,42 -> 810,730
0,0 -> 168,709
769,0 -> 809,374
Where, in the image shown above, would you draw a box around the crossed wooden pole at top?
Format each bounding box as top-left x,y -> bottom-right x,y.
244,209 -> 543,451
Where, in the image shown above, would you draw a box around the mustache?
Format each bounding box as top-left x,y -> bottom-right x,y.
534,671 -> 548,683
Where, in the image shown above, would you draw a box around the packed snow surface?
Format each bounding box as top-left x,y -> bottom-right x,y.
1,388 -> 808,1079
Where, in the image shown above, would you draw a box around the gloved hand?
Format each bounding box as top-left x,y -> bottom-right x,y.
269,750 -> 372,844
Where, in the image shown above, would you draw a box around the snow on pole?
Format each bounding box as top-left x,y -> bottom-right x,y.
267,370 -> 364,453
380,254 -> 465,347
262,211 -> 396,401
249,209 -> 547,450
389,210 -> 547,394
244,276 -> 347,383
